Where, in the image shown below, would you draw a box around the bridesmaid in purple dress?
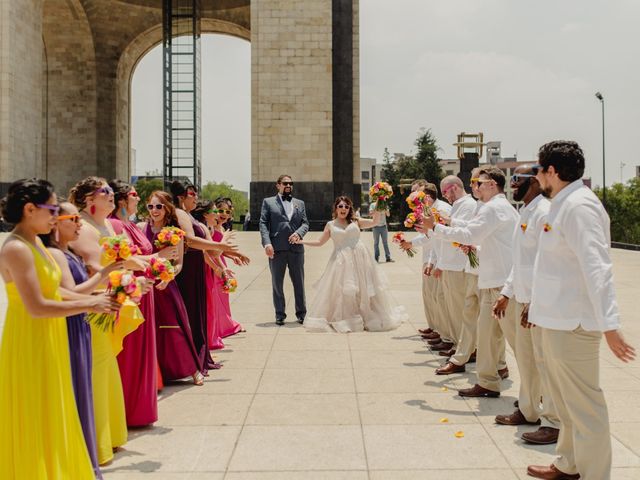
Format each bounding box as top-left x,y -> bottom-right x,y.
138,190 -> 203,385
109,180 -> 173,426
42,202 -> 123,480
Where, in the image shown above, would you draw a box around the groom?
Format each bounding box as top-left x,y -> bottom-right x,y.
259,174 -> 309,325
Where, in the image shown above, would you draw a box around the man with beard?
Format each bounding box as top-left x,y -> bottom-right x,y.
259,174 -> 309,325
492,164 -> 560,446
525,141 -> 635,480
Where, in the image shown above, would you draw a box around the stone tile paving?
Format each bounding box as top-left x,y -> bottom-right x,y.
1,232 -> 639,479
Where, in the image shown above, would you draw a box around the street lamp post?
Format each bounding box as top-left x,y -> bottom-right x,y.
595,92 -> 606,209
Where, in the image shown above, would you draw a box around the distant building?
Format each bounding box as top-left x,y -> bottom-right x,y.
439,158 -> 460,177
360,156 -> 383,200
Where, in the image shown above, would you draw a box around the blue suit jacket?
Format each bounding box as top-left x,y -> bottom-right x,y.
259,195 -> 309,252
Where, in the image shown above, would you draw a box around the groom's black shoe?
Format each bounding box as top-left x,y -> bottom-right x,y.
297,318 -> 304,325
275,319 -> 285,326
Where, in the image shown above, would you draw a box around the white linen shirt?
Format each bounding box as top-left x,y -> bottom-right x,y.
413,199 -> 451,265
435,195 -> 477,272
433,193 -> 518,289
529,180 -> 620,332
501,195 -> 550,303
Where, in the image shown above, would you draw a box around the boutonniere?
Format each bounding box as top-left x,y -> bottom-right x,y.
520,223 -> 527,233
543,223 -> 552,232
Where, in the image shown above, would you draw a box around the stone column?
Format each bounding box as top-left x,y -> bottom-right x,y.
250,0 -> 360,229
0,0 -> 44,195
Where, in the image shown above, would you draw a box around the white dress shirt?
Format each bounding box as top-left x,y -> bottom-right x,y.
529,180 -> 620,332
433,193 -> 518,289
464,201 -> 484,276
435,195 -> 476,272
501,194 -> 550,303
278,194 -> 294,220
411,200 -> 450,265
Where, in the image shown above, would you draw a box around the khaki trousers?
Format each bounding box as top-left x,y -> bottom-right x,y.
433,275 -> 454,343
450,273 -> 479,366
442,270 -> 466,346
531,324 -> 560,429
515,302 -> 542,422
542,327 -> 611,480
476,287 -> 516,392
421,268 -> 438,331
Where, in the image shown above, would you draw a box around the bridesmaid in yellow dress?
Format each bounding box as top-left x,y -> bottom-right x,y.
68,176 -> 148,465
0,178 -> 119,479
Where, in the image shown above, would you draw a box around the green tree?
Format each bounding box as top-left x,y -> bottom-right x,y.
200,181 -> 249,227
414,128 -> 444,187
134,177 -> 163,217
594,177 -> 640,244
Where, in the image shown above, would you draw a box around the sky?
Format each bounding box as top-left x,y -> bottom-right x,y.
132,0 -> 640,192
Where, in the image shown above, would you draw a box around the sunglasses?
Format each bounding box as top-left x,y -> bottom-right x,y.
441,184 -> 456,195
186,190 -> 197,197
336,204 -> 350,209
476,178 -> 495,185
280,182 -> 293,186
147,204 -> 164,211
469,177 -> 480,186
57,214 -> 81,224
128,191 -> 139,198
36,204 -> 61,216
209,209 -> 233,215
510,174 -> 536,183
94,186 -> 114,196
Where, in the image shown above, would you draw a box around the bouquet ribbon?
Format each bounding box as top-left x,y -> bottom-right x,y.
111,300 -> 145,356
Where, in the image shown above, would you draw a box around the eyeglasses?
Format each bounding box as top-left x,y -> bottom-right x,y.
147,204 -> 164,211
36,204 -> 61,216
280,182 -> 293,186
510,174 -> 536,183
336,204 -> 350,209
128,191 -> 139,198
57,214 -> 81,224
94,186 -> 114,196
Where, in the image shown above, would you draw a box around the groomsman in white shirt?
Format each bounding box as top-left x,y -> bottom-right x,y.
492,164 -> 560,446
419,166 -> 518,397
431,176 -> 479,372
526,141 -> 635,480
404,180 -> 442,337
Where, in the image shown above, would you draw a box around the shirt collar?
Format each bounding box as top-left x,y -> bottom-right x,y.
550,179 -> 583,205
522,193 -> 544,213
452,194 -> 471,207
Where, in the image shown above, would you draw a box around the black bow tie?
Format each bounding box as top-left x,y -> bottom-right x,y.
282,194 -> 292,202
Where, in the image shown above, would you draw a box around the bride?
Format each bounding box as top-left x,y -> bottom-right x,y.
295,196 -> 407,333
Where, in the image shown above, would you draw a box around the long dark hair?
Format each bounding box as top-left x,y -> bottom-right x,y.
332,196 -> 355,223
191,199 -> 213,224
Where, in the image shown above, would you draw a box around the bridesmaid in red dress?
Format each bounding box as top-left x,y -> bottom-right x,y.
138,190 -> 203,385
108,180 -> 177,426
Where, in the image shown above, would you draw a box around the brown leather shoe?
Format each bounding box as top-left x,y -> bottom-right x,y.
436,362 -> 465,375
522,427 -> 560,445
438,348 -> 456,357
422,331 -> 441,340
458,384 -> 500,398
431,342 -> 454,351
499,367 -> 509,379
526,464 -> 579,479
427,337 -> 444,345
418,328 -> 434,335
495,409 -> 541,426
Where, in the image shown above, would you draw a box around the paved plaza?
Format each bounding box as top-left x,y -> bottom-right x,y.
1,231 -> 639,479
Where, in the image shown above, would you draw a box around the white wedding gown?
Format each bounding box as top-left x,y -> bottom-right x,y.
305,221 -> 407,333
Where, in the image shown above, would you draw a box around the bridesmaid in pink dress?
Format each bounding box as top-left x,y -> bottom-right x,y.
108,180 -> 176,426
192,199 -> 244,340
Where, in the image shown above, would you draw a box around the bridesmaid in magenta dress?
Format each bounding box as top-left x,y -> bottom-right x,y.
139,191 -> 203,385
109,179 -> 164,426
195,198 -> 244,338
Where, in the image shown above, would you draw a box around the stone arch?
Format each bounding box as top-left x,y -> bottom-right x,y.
42,0 -> 97,194
116,19 -> 251,181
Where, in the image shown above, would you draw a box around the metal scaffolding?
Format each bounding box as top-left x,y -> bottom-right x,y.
163,0 -> 202,189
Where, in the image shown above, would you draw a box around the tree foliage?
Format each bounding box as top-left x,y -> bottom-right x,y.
134,178 -> 164,217
200,181 -> 249,223
594,177 -> 640,244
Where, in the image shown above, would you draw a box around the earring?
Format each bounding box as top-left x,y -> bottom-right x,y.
120,207 -> 128,219
54,228 -> 59,244
90,205 -> 96,215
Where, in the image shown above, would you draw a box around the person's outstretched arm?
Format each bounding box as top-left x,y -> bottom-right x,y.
296,224 -> 330,247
